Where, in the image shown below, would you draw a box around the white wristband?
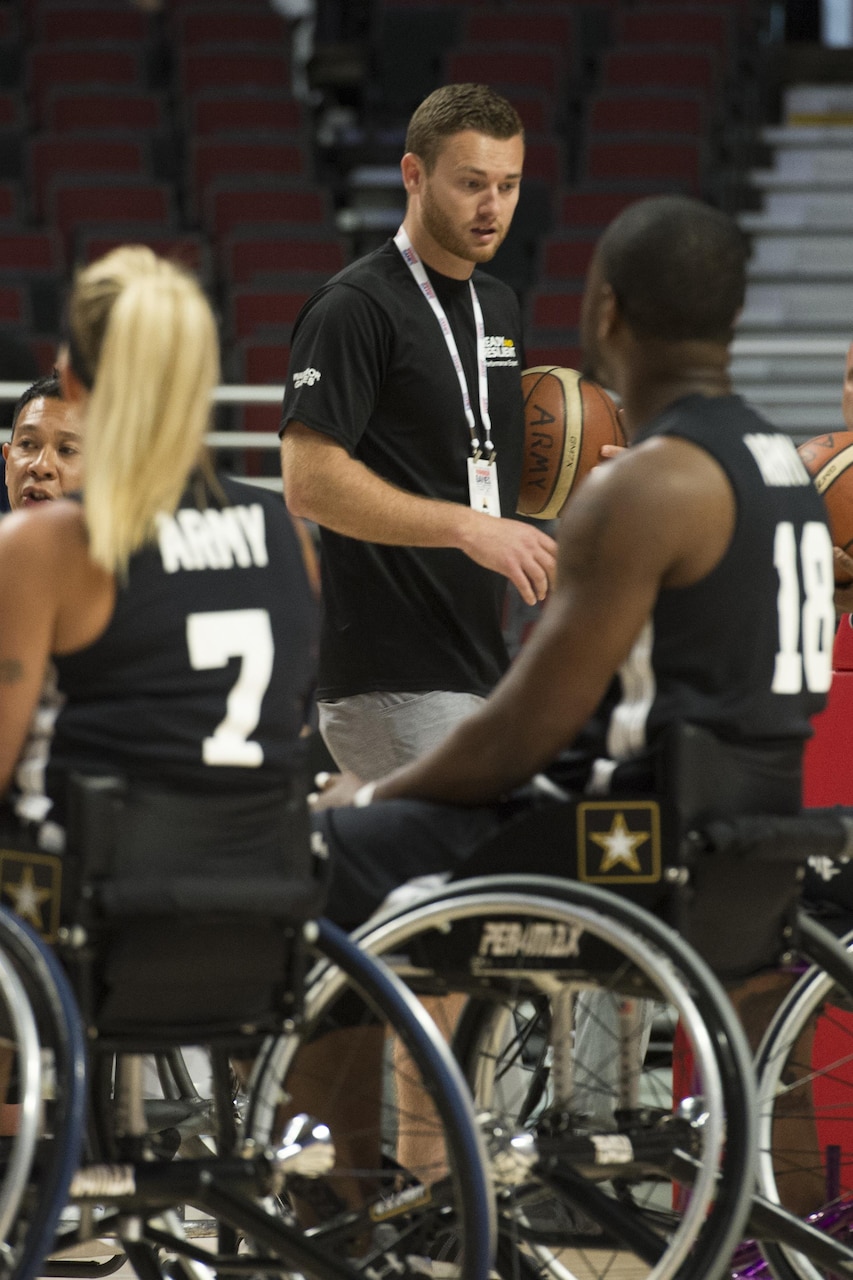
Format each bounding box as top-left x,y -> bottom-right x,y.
353,782 -> 377,808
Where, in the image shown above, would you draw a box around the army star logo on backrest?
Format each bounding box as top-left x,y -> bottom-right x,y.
577,801 -> 662,884
0,849 -> 62,941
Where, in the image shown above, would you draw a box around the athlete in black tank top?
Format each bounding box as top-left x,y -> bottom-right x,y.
0,249 -> 318,866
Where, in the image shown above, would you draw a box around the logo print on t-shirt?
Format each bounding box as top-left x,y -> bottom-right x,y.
484,337 -> 519,368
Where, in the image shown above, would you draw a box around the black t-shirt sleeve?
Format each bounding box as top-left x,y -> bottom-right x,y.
280,284 -> 394,454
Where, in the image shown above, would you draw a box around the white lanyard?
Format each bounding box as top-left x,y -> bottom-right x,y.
394,227 -> 494,459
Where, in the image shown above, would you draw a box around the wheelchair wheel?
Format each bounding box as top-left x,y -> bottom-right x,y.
752,922 -> 853,1280
245,918 -> 495,1280
338,874 -> 758,1280
0,908 -> 88,1280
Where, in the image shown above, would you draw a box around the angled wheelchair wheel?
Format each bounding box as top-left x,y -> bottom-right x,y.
245,918 -> 495,1280
751,918 -> 853,1280
337,875 -> 757,1280
0,908 -> 88,1280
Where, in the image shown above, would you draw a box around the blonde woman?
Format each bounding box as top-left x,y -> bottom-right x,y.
0,246 -> 318,872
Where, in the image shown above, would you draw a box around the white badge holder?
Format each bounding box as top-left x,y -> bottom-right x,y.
467,456 -> 501,517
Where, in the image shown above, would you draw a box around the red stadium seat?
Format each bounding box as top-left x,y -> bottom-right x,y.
504,88 -> 555,134
240,337 -> 289,384
600,47 -> 720,94
588,90 -> 708,137
171,6 -> 289,47
178,47 -> 291,97
45,87 -> 167,133
26,44 -> 145,127
229,283 -> 324,340
47,177 -> 175,256
540,233 -> 598,283
17,0 -> 272,30
187,91 -> 304,137
76,229 -> 212,282
382,0 -> 490,6
0,182 -> 22,226
34,4 -> 155,42
524,340 -> 583,370
0,230 -> 63,273
233,336 -> 289,438
0,92 -> 23,132
0,284 -> 30,326
0,8 -> 19,41
31,335 -> 59,373
203,178 -> 331,240
29,133 -> 148,219
162,0 -> 273,7
529,288 -> 584,333
463,8 -> 576,50
522,136 -> 566,185
583,136 -> 706,192
616,6 -> 734,52
220,231 -> 345,285
559,188 -> 646,230
444,48 -> 567,98
188,136 -> 309,218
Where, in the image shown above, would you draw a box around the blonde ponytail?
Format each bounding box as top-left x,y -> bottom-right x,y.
67,246 -> 219,576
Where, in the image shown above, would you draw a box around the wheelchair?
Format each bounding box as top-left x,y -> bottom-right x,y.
8,726 -> 853,1280
747,890 -> 853,1280
0,772 -> 496,1280
308,726 -> 853,1280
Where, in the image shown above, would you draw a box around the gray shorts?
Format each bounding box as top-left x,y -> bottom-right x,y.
318,690 -> 486,777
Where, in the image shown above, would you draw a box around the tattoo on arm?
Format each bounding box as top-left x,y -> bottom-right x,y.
0,659 -> 23,684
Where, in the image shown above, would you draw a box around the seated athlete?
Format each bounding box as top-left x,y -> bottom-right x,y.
0,244 -> 318,888
311,195 -> 837,1211
3,371 -> 83,512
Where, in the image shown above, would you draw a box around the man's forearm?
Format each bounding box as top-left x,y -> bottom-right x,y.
282,422 -> 557,604
281,429 -> 472,548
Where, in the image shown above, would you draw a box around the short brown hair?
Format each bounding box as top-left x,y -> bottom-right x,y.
405,83 -> 524,171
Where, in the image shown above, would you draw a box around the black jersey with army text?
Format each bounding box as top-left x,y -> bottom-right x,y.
280,238 -> 526,700
582,395 -> 834,791
18,474 -> 317,826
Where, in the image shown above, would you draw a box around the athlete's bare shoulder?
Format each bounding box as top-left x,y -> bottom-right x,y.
556,430 -> 735,591
0,497 -> 87,561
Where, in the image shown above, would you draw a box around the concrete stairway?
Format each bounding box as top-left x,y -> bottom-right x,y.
732,82 -> 853,439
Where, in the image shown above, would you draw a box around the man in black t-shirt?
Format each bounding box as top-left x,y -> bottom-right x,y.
280,84 -> 557,777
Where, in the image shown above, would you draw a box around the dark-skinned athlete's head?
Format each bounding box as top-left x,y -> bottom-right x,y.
597,195 -> 748,344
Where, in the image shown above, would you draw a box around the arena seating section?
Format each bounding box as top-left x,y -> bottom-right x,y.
0,0 -> 771,443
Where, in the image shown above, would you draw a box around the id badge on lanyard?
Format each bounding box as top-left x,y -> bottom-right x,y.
395,227 -> 501,517
467,455 -> 501,516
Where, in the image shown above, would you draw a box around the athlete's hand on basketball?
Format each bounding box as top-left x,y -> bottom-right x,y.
461,513 -> 557,606
308,768 -> 364,810
598,444 -> 626,463
834,548 -> 853,615
599,410 -> 627,465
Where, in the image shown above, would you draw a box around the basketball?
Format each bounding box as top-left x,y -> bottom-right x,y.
518,366 -> 625,520
797,431 -> 853,583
